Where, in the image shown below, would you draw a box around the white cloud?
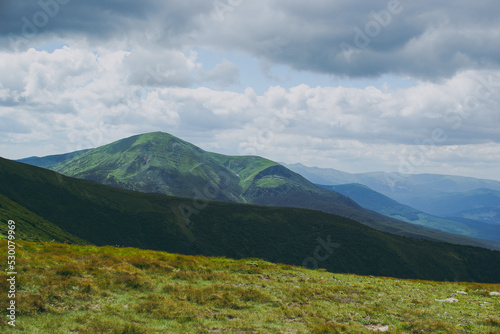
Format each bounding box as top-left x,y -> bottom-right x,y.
201,59 -> 240,88
1,0 -> 500,181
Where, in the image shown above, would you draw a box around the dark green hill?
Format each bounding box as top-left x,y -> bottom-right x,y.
320,183 -> 500,242
1,157 -> 500,282
19,131 -> 499,248
0,194 -> 86,244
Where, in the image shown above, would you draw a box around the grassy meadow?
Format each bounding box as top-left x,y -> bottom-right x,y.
1,240 -> 499,333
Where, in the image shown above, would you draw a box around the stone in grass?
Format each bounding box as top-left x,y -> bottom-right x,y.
435,298 -> 459,303
490,291 -> 500,296
456,291 -> 467,295
366,324 -> 389,332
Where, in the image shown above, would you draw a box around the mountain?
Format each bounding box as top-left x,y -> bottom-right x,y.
1,157 -> 500,282
412,188 -> 500,225
284,163 -> 500,225
17,149 -> 90,170
320,183 -> 500,242
20,131 -> 498,248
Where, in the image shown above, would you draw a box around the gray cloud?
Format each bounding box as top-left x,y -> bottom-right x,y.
123,48 -> 196,87
2,1 -> 499,79
1,0 -> 211,51
197,0 -> 500,79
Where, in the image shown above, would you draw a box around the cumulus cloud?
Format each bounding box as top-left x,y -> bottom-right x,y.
1,1 -> 499,180
201,60 -> 240,88
123,48 -> 199,88
2,44 -> 499,180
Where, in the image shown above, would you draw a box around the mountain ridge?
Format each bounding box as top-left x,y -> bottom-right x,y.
284,163 -> 500,227
16,132 -> 500,249
2,157 -> 500,282
319,183 -> 500,242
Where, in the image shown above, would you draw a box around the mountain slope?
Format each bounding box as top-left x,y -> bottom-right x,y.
2,240 -> 499,333
2,157 -> 500,282
320,184 -> 500,242
19,131 -> 498,248
0,194 -> 86,244
53,132 -> 247,203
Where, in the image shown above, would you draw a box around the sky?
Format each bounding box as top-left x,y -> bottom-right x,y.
0,0 -> 499,181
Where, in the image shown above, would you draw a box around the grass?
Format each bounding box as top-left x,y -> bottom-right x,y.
1,240 -> 499,333
255,177 -> 287,188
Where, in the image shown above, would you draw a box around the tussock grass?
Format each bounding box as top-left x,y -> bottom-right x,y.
1,240 -> 499,333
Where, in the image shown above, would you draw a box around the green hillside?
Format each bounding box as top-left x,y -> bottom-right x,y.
18,132 -> 500,248
52,132 -> 247,203
320,184 -> 500,242
0,194 -> 86,244
1,157 -> 500,282
1,240 -> 499,333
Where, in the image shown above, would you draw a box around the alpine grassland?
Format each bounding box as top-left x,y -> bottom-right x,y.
0,240 -> 499,333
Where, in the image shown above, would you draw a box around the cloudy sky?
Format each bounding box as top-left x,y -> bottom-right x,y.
1,0 -> 499,180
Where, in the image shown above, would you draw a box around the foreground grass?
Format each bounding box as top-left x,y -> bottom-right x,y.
0,241 -> 499,333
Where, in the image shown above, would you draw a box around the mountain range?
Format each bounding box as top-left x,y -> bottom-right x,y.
18,132 -> 500,249
2,156 -> 500,282
319,183 -> 500,242
285,163 -> 500,226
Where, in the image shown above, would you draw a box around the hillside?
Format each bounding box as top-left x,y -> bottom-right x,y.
18,132 -> 499,248
0,194 -> 86,244
320,184 -> 500,242
1,157 -> 500,282
1,240 -> 499,333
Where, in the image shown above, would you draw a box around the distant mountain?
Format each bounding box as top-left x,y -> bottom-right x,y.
21,131 -> 496,247
284,163 -> 500,225
412,188 -> 500,225
2,157 -> 500,282
320,183 -> 500,242
18,149 -> 90,170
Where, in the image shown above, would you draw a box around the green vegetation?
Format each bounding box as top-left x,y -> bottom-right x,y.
255,177 -> 287,188
48,132 -> 247,203
1,157 -> 500,282
18,132 -> 500,249
1,240 -> 499,333
208,153 -> 278,191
